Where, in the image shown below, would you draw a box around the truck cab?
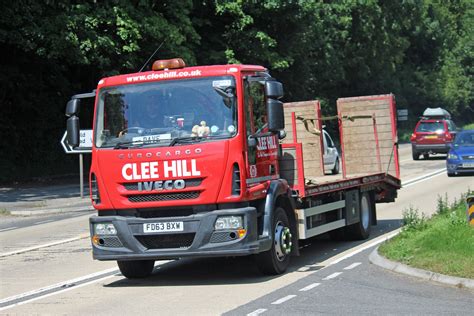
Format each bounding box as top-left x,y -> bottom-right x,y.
66,59 -> 293,277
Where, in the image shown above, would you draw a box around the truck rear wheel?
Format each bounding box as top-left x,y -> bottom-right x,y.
412,151 -> 420,160
347,192 -> 372,240
256,207 -> 292,275
117,260 -> 155,279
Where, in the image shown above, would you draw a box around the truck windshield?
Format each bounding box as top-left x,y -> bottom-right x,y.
95,76 -> 237,148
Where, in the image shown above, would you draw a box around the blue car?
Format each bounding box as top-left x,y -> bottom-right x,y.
446,130 -> 474,177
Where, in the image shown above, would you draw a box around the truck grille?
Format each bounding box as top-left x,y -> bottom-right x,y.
128,191 -> 200,203
135,233 -> 195,249
137,208 -> 195,218
462,155 -> 474,160
122,179 -> 202,191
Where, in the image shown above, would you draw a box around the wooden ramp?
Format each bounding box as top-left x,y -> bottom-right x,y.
337,94 -> 399,179
280,101 -> 324,193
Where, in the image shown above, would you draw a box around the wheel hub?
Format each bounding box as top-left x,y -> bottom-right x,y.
275,223 -> 292,261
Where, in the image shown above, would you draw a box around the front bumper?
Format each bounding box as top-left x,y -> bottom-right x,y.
447,160 -> 474,175
412,143 -> 450,154
89,207 -> 272,261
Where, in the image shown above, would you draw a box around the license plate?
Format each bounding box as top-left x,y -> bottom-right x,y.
462,163 -> 474,168
425,135 -> 438,139
132,133 -> 171,143
143,222 -> 184,233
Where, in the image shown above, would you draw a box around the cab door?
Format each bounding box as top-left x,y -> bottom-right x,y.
243,77 -> 279,186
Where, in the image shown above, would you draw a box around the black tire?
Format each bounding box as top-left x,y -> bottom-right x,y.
447,172 -> 455,177
117,260 -> 155,279
331,158 -> 340,175
256,207 -> 292,275
346,192 -> 372,240
412,151 -> 420,160
423,153 -> 429,160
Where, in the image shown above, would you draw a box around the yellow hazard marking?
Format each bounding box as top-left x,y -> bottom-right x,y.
469,204 -> 474,226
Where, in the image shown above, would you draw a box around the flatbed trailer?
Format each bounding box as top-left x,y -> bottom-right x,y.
280,94 -> 400,241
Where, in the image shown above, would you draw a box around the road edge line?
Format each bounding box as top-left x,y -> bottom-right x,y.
401,168 -> 446,187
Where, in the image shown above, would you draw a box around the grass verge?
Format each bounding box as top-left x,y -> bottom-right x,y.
379,191 -> 474,279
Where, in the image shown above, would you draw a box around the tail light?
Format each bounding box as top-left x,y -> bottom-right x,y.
410,133 -> 416,142
445,132 -> 453,141
90,173 -> 101,204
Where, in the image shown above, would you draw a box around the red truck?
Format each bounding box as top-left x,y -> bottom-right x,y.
65,58 -> 400,278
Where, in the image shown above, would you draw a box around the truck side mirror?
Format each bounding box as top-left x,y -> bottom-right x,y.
265,81 -> 284,99
267,99 -> 284,132
66,98 -> 80,117
67,116 -> 80,148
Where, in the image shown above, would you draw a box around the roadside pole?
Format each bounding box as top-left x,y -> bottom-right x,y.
79,154 -> 84,198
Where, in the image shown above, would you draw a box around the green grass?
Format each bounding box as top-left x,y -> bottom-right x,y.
463,123 -> 474,130
379,193 -> 474,279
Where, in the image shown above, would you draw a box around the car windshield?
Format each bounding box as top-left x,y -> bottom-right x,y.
95,76 -> 237,148
416,121 -> 445,133
454,132 -> 474,146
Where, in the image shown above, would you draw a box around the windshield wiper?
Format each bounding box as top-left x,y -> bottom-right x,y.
113,140 -> 145,149
169,136 -> 206,147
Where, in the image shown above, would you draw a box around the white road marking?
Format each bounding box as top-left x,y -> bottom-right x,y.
343,262 -> 362,270
0,261 -> 169,311
34,220 -> 53,225
327,229 -> 401,266
0,267 -> 119,306
299,283 -> 321,292
0,227 -> 17,232
298,266 -> 310,272
402,168 -> 446,187
0,234 -> 89,258
271,295 -> 297,305
0,274 -> 116,312
247,308 -> 267,316
323,272 -> 342,280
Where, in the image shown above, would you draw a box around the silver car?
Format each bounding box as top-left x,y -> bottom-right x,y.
323,129 -> 340,174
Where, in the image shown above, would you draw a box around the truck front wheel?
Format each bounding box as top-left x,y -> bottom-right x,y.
256,207 -> 292,275
117,260 -> 155,279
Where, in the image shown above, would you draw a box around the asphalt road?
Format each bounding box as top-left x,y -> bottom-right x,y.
1,144 -> 473,314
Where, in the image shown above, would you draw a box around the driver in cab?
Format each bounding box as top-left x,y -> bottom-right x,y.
138,94 -> 163,129
119,94 -> 164,136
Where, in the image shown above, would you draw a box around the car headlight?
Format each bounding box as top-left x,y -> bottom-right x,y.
214,216 -> 243,230
448,153 -> 458,159
94,223 -> 117,235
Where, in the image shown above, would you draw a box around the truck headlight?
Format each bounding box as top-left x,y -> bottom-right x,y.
214,216 -> 243,230
94,223 -> 117,235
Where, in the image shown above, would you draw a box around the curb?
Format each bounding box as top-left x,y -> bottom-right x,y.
369,246 -> 474,289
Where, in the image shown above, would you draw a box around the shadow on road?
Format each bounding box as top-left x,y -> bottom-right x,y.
0,184 -> 87,203
105,219 -> 402,288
